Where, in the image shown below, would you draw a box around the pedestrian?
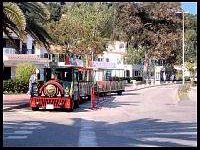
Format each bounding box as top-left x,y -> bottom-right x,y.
27,69 -> 38,95
163,72 -> 166,82
171,74 -> 175,82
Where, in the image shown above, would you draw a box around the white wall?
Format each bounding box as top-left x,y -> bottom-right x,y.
35,44 -> 48,56
98,41 -> 127,65
102,52 -> 124,65
107,41 -> 126,53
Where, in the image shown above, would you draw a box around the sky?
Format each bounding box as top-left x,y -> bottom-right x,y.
181,2 -> 197,14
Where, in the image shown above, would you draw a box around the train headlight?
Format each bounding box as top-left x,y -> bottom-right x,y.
45,84 -> 57,97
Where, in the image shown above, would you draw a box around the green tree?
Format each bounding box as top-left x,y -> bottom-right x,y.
125,46 -> 145,65
185,61 -> 196,85
3,2 -> 52,49
45,2 -> 114,65
46,2 -> 62,21
15,63 -> 36,82
175,13 -> 197,67
115,2 -> 183,79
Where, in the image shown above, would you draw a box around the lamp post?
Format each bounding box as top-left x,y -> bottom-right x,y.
176,11 -> 186,85
182,12 -> 185,85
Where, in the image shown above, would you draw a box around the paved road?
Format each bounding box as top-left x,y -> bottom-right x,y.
3,84 -> 197,147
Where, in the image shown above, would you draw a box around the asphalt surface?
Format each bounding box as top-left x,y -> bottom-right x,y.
3,84 -> 197,147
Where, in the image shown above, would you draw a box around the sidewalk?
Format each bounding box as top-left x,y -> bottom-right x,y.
3,94 -> 30,111
124,81 -> 176,91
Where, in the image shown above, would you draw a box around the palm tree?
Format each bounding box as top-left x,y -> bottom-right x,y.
3,2 -> 52,49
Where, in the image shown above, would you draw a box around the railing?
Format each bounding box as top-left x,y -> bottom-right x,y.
3,48 -> 16,55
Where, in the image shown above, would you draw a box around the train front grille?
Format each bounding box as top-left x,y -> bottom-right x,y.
33,97 -> 67,108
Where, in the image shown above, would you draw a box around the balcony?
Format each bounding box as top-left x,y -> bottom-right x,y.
3,48 -> 16,55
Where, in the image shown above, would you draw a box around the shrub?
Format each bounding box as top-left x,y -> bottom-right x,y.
3,79 -> 29,94
178,83 -> 191,100
176,71 -> 182,81
130,77 -> 143,81
185,76 -> 191,81
15,63 -> 36,83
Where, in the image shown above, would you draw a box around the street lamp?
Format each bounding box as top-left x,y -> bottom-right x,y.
176,11 -> 188,85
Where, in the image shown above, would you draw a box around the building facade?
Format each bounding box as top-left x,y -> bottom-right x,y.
95,41 -> 143,80
3,32 -> 50,80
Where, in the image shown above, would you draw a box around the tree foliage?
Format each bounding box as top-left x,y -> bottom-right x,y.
45,2 -> 114,58
15,63 -> 36,82
116,2 -> 183,64
3,2 -> 52,49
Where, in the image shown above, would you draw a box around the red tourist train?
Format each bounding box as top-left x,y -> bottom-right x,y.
30,65 -> 125,111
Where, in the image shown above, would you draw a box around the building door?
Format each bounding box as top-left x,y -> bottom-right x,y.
126,70 -> 130,78
3,67 -> 11,80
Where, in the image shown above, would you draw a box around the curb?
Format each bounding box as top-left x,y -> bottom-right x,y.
3,103 -> 29,111
125,83 -> 175,92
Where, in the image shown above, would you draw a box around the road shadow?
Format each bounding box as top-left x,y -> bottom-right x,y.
3,118 -> 197,147
122,92 -> 140,96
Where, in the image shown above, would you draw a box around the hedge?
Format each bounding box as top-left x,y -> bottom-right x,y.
130,77 -> 143,81
3,79 -> 29,94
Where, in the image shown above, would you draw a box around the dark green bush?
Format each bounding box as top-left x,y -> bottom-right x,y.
3,79 -> 29,94
176,71 -> 182,81
185,76 -> 191,81
130,77 -> 143,81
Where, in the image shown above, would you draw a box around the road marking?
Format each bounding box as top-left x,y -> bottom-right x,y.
23,122 -> 41,126
20,126 -> 46,130
143,137 -> 197,146
155,132 -> 196,135
3,125 -> 17,129
5,136 -> 27,140
4,122 -> 17,125
78,119 -> 97,147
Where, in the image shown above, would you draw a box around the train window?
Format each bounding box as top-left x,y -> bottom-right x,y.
54,68 -> 72,82
44,68 -> 51,81
73,70 -> 79,82
79,71 -> 83,81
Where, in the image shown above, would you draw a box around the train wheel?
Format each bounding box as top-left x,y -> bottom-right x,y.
68,108 -> 73,112
32,107 -> 39,111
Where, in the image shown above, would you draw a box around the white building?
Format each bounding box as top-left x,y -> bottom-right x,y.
94,41 -> 143,81
3,32 -> 50,80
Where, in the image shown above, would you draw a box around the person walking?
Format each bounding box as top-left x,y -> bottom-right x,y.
27,69 -> 38,95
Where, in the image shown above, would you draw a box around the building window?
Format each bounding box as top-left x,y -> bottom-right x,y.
44,53 -> 49,58
135,71 -> 139,77
117,58 -> 121,64
106,58 -> 109,62
3,39 -> 6,47
22,43 -> 27,54
59,54 -> 65,62
98,58 -> 103,62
